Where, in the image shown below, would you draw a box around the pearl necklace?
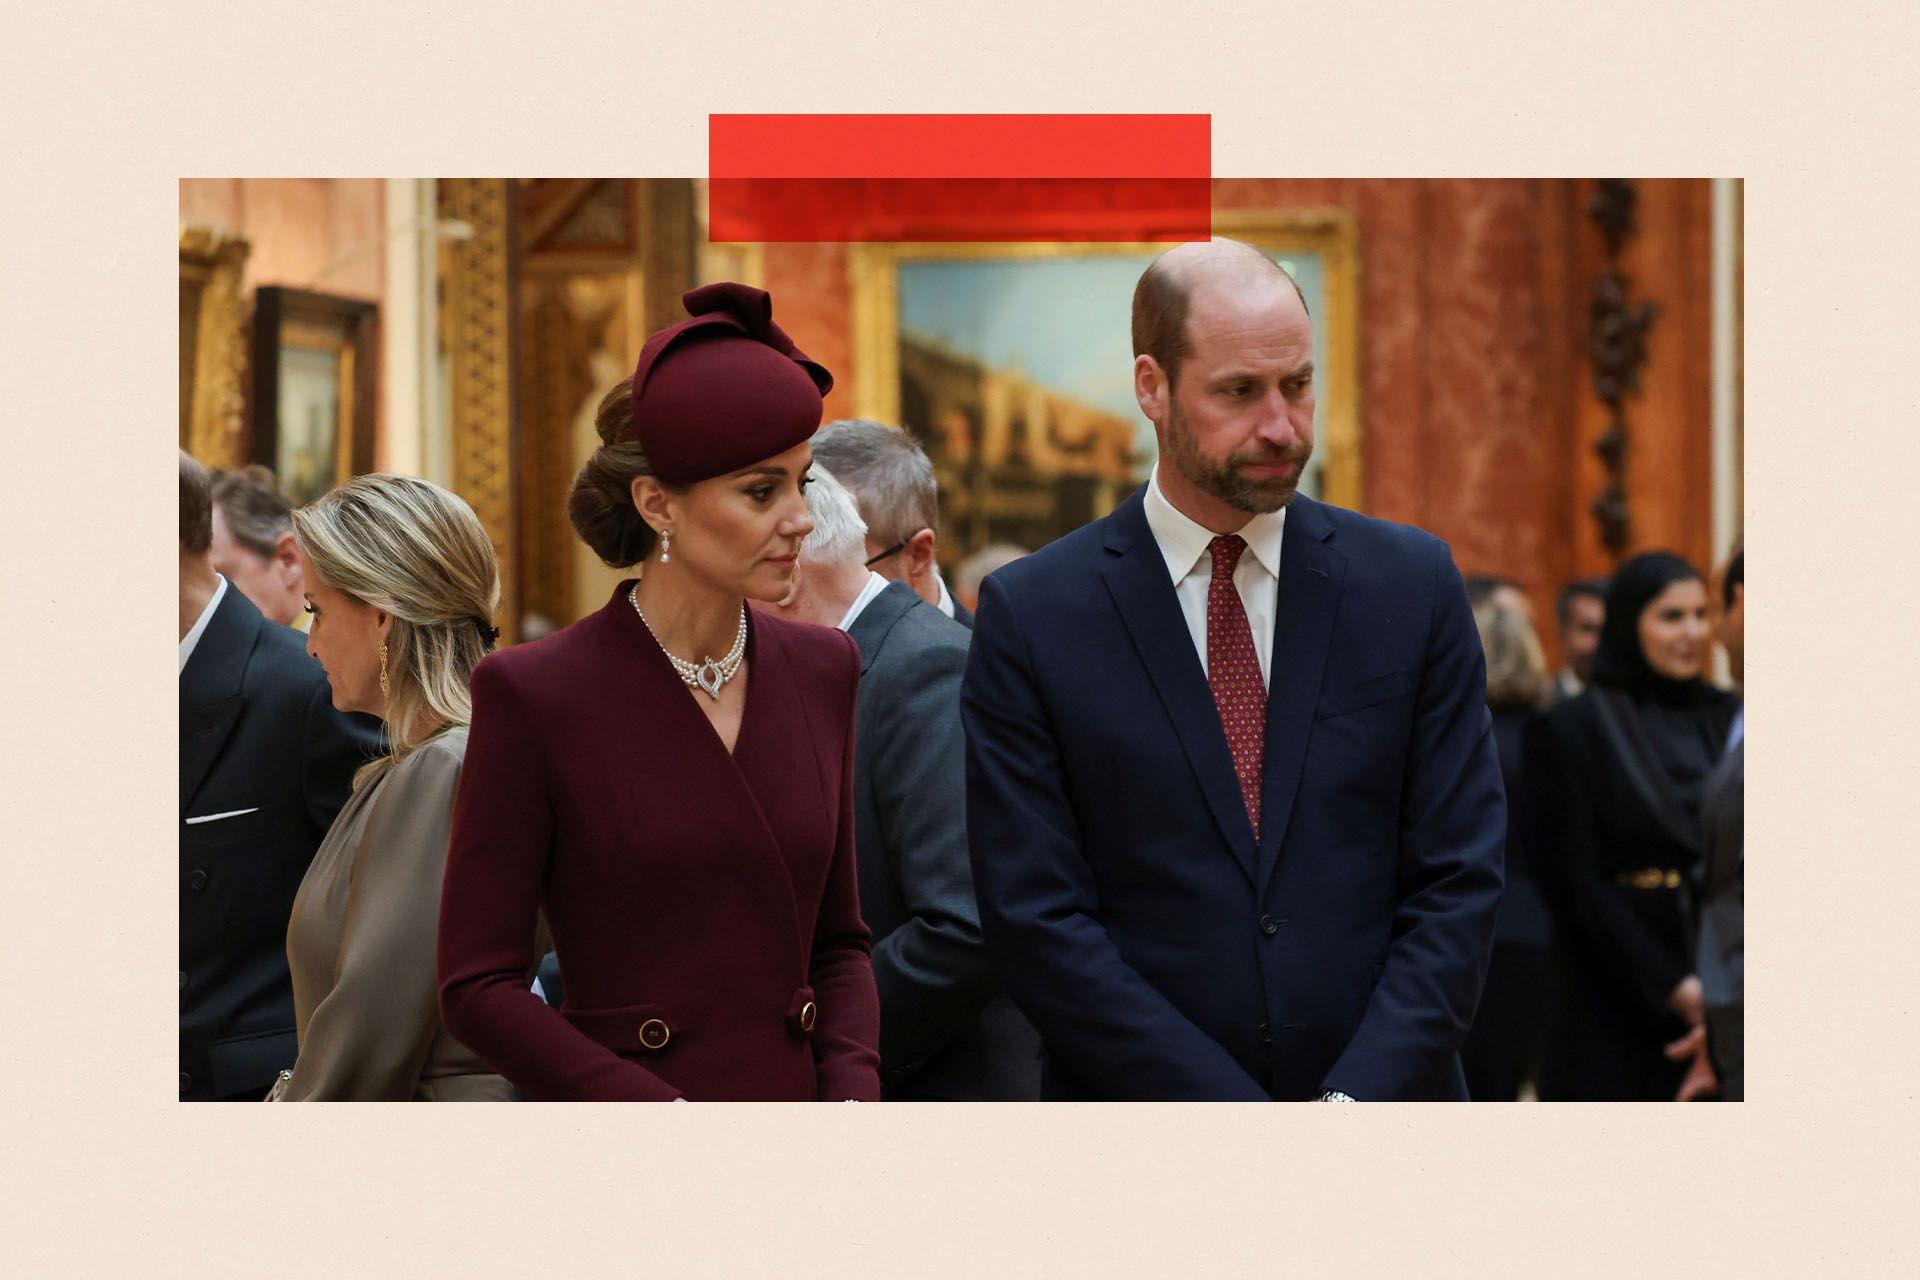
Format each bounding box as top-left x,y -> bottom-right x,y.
628,584 -> 746,701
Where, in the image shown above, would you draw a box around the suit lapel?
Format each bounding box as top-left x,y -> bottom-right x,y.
180,586 -> 266,811
1256,497 -> 1345,888
1098,493 -> 1257,885
729,618 -> 819,967
845,580 -> 919,675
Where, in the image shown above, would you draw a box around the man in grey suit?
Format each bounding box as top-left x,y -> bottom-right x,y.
1698,549 -> 1744,1099
760,464 -> 1040,1099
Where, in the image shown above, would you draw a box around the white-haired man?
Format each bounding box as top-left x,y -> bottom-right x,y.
758,466 -> 1039,1099
809,419 -> 971,627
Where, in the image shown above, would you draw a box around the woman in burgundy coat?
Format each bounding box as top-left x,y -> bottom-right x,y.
436,284 -> 882,1100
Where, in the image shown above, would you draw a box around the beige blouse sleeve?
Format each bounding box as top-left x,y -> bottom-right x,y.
281,738 -> 464,1101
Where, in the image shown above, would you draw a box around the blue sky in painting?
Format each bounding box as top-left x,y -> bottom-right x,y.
897,251 -> 1327,452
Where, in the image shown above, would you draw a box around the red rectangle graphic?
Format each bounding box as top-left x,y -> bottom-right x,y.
708,176 -> 1212,243
708,115 -> 1212,242
709,114 -> 1210,180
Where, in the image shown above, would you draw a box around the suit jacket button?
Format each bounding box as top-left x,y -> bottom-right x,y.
188,869 -> 209,891
178,971 -> 187,991
1258,1023 -> 1273,1045
637,1018 -> 671,1051
179,1072 -> 191,1093
1259,914 -> 1279,936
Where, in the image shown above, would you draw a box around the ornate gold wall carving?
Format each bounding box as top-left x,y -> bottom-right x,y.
512,180 -> 699,626
437,179 -> 519,640
179,225 -> 251,468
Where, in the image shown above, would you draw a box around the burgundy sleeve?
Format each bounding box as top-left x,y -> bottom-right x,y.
806,631 -> 883,1101
436,657 -> 683,1101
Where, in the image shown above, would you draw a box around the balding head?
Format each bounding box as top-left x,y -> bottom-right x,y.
1131,238 -> 1318,528
1132,238 -> 1307,390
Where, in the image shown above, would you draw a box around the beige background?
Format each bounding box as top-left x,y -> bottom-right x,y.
2,0 -> 1914,1273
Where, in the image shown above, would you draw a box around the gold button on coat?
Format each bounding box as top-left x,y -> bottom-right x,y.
637,1018 -> 671,1050
798,1001 -> 818,1032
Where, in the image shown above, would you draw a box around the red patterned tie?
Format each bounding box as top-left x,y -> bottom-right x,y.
1206,534 -> 1266,839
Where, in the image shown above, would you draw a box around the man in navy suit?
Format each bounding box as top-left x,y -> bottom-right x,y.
179,451 -> 380,1099
961,239 -> 1505,1101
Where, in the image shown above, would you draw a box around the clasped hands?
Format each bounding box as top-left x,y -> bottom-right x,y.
1664,975 -> 1719,1102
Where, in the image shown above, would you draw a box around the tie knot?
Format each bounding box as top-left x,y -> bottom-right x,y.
1208,534 -> 1247,575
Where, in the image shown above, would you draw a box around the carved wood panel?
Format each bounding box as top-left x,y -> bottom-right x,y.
437,179 -> 520,640
179,225 -> 251,468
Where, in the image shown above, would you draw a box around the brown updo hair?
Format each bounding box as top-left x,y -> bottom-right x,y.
568,379 -> 672,568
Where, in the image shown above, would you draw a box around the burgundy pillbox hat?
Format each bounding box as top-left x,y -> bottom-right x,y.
628,282 -> 833,484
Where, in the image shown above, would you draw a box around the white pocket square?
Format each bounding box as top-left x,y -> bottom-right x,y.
184,807 -> 260,825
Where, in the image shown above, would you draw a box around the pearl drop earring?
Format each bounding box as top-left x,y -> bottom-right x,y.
660,530 -> 672,563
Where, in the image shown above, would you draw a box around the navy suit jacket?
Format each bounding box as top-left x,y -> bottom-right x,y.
961,490 -> 1505,1100
180,584 -> 383,1099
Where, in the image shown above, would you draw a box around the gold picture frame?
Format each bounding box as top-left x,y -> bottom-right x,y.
249,286 -> 380,507
848,209 -> 1363,556
179,224 -> 251,469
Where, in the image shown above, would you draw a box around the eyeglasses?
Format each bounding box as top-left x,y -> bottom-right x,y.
864,528 -> 928,568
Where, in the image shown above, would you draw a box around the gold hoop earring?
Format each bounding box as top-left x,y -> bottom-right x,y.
659,530 -> 672,564
378,641 -> 390,700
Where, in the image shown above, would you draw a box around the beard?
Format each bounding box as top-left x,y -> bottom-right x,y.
1163,400 -> 1313,514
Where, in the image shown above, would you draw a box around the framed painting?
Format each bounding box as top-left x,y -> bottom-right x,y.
848,210 -> 1361,562
249,286 -> 379,506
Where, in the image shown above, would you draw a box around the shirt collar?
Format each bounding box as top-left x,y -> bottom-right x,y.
179,574 -> 229,676
933,570 -> 957,619
836,571 -> 893,632
1142,462 -> 1286,584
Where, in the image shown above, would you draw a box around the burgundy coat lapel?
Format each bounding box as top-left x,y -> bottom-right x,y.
730,618 -> 836,966
610,592 -> 807,968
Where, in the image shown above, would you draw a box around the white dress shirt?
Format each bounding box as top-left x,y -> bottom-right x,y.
178,574 -> 230,676
1141,464 -> 1286,687
934,571 -> 958,620
836,571 -> 893,632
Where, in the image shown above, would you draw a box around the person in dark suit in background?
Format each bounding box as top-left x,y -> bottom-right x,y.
178,451 -> 381,1100
209,464 -> 306,631
1459,590 -> 1555,1100
763,464 -> 1041,1100
1697,549 -> 1744,1099
1552,578 -> 1608,704
1529,551 -> 1737,1101
810,418 -> 972,628
963,239 -> 1505,1101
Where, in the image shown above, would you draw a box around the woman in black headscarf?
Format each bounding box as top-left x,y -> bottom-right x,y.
1529,552 -> 1738,1101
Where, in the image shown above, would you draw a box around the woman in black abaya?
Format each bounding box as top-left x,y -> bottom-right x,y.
1529,552 -> 1739,1101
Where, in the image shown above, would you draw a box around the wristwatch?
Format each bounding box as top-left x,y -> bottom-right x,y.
1317,1089 -> 1357,1102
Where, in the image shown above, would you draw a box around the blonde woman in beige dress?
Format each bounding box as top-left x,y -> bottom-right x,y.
267,474 -> 511,1101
